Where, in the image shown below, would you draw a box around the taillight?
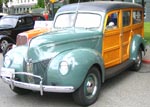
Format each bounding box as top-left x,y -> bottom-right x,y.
16,33 -> 28,46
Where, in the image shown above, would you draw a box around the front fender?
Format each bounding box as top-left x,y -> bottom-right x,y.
47,48 -> 105,90
130,34 -> 146,60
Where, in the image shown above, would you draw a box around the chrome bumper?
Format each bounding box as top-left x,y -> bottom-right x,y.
1,70 -> 75,95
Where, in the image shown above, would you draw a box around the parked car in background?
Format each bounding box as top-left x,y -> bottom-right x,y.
0,1 -> 146,106
2,20 -> 53,56
0,14 -> 45,52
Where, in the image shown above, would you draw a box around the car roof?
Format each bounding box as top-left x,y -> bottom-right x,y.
57,1 -> 143,13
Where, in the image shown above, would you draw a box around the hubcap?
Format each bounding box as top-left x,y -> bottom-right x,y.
84,73 -> 98,99
136,52 -> 141,67
1,40 -> 8,51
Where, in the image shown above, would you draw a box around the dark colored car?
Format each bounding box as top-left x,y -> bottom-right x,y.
0,14 -> 45,51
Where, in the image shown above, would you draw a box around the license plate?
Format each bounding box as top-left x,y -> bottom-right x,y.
0,67 -> 15,78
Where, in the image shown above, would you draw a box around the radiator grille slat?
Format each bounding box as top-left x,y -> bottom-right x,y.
25,59 -> 50,85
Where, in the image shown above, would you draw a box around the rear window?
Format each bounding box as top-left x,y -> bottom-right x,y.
133,11 -> 142,24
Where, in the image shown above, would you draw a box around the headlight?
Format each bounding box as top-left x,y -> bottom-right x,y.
4,55 -> 11,67
59,61 -> 69,75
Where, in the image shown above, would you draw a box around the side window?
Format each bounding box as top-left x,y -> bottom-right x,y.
122,11 -> 131,27
106,12 -> 118,30
133,11 -> 142,24
17,18 -> 25,27
25,17 -> 33,25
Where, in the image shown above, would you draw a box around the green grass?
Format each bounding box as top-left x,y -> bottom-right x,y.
144,22 -> 150,44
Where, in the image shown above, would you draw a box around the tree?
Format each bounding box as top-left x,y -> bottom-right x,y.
3,0 -> 9,8
34,0 -> 50,12
0,0 -> 2,5
37,0 -> 45,8
0,0 -> 2,12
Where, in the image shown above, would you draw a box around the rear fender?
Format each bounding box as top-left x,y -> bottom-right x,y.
130,34 -> 146,60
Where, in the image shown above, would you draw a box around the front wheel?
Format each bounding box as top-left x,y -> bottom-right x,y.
2,43 -> 13,56
131,48 -> 142,71
73,67 -> 101,106
0,39 -> 9,52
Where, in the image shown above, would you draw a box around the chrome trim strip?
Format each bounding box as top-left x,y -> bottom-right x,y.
1,72 -> 75,95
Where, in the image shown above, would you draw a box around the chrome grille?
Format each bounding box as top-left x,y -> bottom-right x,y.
25,59 -> 50,85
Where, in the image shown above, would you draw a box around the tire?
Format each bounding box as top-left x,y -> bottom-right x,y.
131,48 -> 142,71
10,86 -> 31,95
2,43 -> 13,56
73,67 -> 101,106
0,39 -> 9,52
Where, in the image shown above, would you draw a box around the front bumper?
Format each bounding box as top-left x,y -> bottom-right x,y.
0,67 -> 75,95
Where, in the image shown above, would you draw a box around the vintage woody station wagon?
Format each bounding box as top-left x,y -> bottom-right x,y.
0,1 -> 146,106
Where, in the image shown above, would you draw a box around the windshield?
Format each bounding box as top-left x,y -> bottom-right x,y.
54,13 -> 101,29
0,17 -> 18,27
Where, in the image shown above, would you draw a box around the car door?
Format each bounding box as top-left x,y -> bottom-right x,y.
121,10 -> 132,62
102,11 -> 122,68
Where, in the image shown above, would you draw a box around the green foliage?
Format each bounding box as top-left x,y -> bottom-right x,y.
3,0 -> 9,4
32,0 -> 45,9
1,0 -> 9,7
37,0 -> 45,8
0,0 -> 2,5
144,22 -> 150,44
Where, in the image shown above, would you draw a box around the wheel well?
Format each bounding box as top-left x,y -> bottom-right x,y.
140,43 -> 145,52
91,64 -> 104,83
1,38 -> 14,44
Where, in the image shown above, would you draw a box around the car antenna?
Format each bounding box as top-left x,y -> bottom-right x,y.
73,0 -> 80,29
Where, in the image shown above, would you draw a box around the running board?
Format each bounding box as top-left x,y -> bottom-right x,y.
105,60 -> 134,80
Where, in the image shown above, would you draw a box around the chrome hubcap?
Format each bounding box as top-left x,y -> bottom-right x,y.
85,73 -> 98,99
1,40 -> 8,51
136,52 -> 141,67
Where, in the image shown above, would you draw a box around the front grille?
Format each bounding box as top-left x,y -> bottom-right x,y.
25,59 -> 50,85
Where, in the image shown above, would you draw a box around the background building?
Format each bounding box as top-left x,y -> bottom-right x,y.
3,0 -> 37,14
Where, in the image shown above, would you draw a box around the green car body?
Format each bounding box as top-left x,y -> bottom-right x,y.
0,1 -> 146,106
6,28 -> 105,88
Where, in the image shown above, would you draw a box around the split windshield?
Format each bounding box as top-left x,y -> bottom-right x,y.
54,13 -> 101,29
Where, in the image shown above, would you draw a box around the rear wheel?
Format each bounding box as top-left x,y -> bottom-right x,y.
73,67 -> 101,106
131,48 -> 142,71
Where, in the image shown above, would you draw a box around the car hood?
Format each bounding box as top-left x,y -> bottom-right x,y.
11,28 -> 101,62
0,25 -> 14,30
0,25 -> 13,35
